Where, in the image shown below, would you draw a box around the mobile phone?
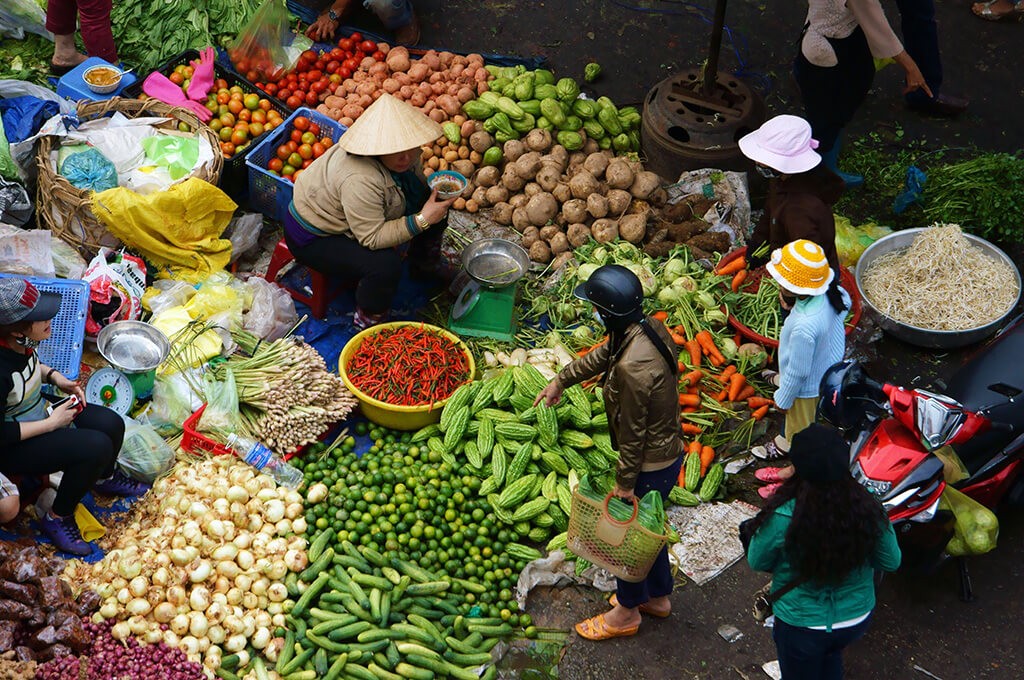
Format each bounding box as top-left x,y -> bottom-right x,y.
51,395 -> 82,414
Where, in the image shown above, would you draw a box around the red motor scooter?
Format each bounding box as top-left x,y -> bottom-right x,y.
816,323 -> 1024,599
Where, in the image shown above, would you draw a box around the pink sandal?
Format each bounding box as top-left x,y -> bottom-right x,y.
754,467 -> 787,483
758,483 -> 782,499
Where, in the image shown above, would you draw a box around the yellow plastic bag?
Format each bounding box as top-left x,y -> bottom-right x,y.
92,177 -> 237,280
151,306 -> 223,371
939,486 -> 999,556
834,214 -> 892,268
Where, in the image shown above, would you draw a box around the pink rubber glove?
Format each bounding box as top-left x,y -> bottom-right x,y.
143,72 -> 213,122
186,46 -> 216,102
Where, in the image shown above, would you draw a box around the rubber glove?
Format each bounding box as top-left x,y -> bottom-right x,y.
143,72 -> 213,122
186,46 -> 216,102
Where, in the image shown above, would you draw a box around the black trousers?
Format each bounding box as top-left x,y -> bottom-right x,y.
793,27 -> 875,153
895,0 -> 943,105
285,223 -> 446,315
773,615 -> 872,680
0,405 -> 123,516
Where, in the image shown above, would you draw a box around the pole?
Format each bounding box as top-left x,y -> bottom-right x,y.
702,0 -> 727,97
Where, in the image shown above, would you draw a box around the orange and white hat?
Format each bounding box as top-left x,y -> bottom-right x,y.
766,240 -> 834,296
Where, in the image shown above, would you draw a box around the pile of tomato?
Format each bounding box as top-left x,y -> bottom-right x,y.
238,33 -> 385,111
264,115 -> 335,182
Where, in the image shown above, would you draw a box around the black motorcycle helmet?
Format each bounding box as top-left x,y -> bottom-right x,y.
817,360 -> 888,432
573,264 -> 644,321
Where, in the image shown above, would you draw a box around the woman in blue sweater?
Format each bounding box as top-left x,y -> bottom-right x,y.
746,424 -> 901,680
755,239 -> 849,498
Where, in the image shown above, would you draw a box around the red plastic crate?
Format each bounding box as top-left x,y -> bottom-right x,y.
181,404 -> 234,456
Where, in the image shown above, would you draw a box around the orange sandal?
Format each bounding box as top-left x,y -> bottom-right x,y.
609,594 -> 671,618
575,612 -> 640,640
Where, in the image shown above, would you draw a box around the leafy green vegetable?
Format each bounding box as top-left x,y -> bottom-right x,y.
0,33 -> 52,87
921,153 -> 1024,244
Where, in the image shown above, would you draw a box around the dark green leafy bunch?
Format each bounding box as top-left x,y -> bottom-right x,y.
921,153 -> 1024,244
0,34 -> 52,87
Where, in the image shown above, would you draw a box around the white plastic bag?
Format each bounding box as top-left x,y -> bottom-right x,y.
119,420 -> 176,483
0,0 -> 50,40
244,276 -> 297,341
223,212 -> 263,263
0,223 -> 53,276
148,372 -> 199,436
146,279 -> 197,315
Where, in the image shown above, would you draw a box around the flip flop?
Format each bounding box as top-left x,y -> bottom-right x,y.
50,62 -> 78,77
574,612 -> 639,640
758,483 -> 782,499
610,594 -> 671,618
750,441 -> 786,461
972,0 -> 1024,20
754,467 -> 787,483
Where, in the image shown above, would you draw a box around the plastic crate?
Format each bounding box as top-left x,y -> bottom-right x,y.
246,107 -> 347,222
181,404 -> 234,456
0,274 -> 88,380
122,49 -> 293,200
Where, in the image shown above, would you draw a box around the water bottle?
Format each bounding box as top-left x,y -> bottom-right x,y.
226,434 -> 303,489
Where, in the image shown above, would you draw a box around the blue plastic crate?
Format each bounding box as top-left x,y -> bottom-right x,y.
245,107 -> 347,223
0,274 -> 89,380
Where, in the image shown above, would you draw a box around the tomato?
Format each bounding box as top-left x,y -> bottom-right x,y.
264,83 -> 278,95
329,47 -> 346,61
311,80 -> 327,94
290,129 -> 304,143
219,112 -> 235,127
231,129 -> 249,146
209,119 -> 223,133
249,122 -> 265,137
359,40 -> 377,53
276,88 -> 290,99
276,145 -> 291,161
311,142 -> 326,158
169,72 -> 185,85
301,49 -> 318,63
326,60 -> 340,74
305,91 -> 319,106
293,116 -> 310,132
282,164 -> 296,176
293,169 -> 304,181
234,59 -> 250,74
349,32 -> 362,42
251,109 -> 267,124
287,152 -> 304,168
338,67 -> 352,79
259,99 -> 272,112
338,38 -> 354,51
342,58 -> 359,71
237,109 -> 251,122
268,157 -> 284,173
286,95 -> 303,109
328,74 -> 342,85
227,99 -> 244,115
320,137 -> 333,149
246,70 -> 260,83
287,140 -> 299,153
372,51 -> 386,62
221,141 -> 235,156
308,122 -> 321,136
306,70 -> 322,82
219,127 -> 233,142
301,159 -> 314,169
314,59 -> 326,71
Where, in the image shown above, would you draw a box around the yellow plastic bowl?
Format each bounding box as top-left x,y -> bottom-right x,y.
339,321 -> 476,430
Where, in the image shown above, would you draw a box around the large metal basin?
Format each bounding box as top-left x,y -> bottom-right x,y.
855,228 -> 1021,349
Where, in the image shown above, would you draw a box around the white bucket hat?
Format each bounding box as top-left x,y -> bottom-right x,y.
336,93 -> 444,156
738,115 -> 822,175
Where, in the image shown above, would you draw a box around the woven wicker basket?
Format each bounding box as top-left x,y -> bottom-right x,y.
35,97 -> 223,257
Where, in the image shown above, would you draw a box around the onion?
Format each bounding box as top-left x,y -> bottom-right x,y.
213,575 -> 231,593
99,601 -> 118,619
264,499 -> 285,523
211,497 -> 230,518
242,592 -> 259,610
275,518 -> 293,535
251,626 -> 272,650
284,549 -> 308,573
127,615 -> 150,635
236,549 -> 255,571
129,576 -> 149,598
226,587 -> 243,606
153,602 -> 176,623
232,532 -> 252,550
212,592 -> 228,606
126,598 -> 152,616
207,623 -> 226,645
267,583 -> 288,602
234,574 -> 253,591
224,634 -> 247,653
162,629 -> 180,647
226,485 -> 249,503
111,621 -> 131,640
212,544 -> 239,561
188,611 -> 209,638
116,587 -> 131,604
145,627 -> 163,644
189,586 -> 211,611
223,615 -> 244,634
206,519 -> 227,539
180,635 -> 200,656
251,577 -> 269,596
292,517 -> 308,535
188,559 -> 213,583
170,614 -> 190,636
167,585 -> 187,606
217,561 -> 241,579
151,566 -> 170,587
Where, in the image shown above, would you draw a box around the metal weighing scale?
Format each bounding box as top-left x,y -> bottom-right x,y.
449,239 -> 531,342
86,321 -> 171,415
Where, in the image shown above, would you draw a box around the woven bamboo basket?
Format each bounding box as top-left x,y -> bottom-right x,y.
35,97 -> 223,257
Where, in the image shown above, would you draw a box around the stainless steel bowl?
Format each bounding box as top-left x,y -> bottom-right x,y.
97,321 -> 171,372
855,228 -> 1021,349
461,238 -> 530,288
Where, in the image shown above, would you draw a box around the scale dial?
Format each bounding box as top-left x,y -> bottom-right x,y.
85,367 -> 135,415
451,280 -> 482,320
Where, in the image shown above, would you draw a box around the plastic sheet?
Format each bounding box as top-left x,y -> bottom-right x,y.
834,215 -> 892,268
0,223 -> 53,276
141,135 -> 200,180
229,0 -> 308,82
59,147 -> 118,192
198,369 -> 239,434
0,0 -> 50,40
223,212 -> 263,263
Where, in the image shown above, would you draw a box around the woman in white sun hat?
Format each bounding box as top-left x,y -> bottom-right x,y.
752,240 -> 850,498
287,93 -> 455,329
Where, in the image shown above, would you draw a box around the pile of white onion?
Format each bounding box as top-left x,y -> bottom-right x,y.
63,456 -> 309,674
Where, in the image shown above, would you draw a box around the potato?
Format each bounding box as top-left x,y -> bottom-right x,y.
552,251 -> 575,270
469,130 -> 494,154
524,128 -> 552,153
534,165 -> 561,193
586,193 -> 609,219
537,224 -> 560,241
591,218 -> 619,244
549,145 -> 569,168
512,207 -> 532,232
567,223 -> 592,248
628,199 -> 651,215
549,232 -> 570,255
465,199 -> 479,213
460,180 -> 475,199
529,240 -> 552,263
521,225 -> 540,248
561,198 -> 588,224
484,185 -> 509,205
630,171 -> 662,200
451,159 -> 475,178
568,171 -> 600,200
552,182 -> 572,204
539,152 -> 568,174
649,187 -> 668,208
605,160 -> 635,190
526,192 -> 559,226
554,213 -> 568,227
515,151 -> 543,180
583,152 -> 609,179
503,139 -> 526,163
509,193 -> 529,209
582,138 -> 600,155
491,201 -> 514,226
471,186 -> 490,208
475,165 -> 501,188
568,151 -> 587,169
524,182 -> 543,197
605,189 -> 632,215
618,213 -> 647,244
501,166 -> 526,192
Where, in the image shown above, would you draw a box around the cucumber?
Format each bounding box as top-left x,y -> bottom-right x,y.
326,621 -> 374,642
307,529 -> 333,563
299,547 -> 335,583
291,571 -> 330,618
279,647 -> 315,676
405,580 -> 450,596
368,662 -> 404,680
310,614 -> 359,636
344,664 -> 378,680
324,653 -> 349,680
395,662 -> 435,680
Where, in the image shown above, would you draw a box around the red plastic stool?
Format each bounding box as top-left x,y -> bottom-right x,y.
265,238 -> 343,320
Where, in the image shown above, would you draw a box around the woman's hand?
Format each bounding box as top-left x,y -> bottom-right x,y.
534,379 -> 565,407
305,15 -> 339,41
419,189 -> 456,226
51,372 -> 85,404
894,51 -> 934,99
613,484 -> 635,502
47,400 -> 78,430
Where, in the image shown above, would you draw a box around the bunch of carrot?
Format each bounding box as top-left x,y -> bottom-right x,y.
715,254 -> 750,294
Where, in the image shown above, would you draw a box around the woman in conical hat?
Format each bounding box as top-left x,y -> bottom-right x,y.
287,93 -> 455,328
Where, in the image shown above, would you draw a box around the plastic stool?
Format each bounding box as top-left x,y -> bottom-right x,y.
265,238 -> 343,319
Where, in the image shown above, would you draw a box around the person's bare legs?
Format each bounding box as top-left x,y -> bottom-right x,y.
52,34 -> 87,69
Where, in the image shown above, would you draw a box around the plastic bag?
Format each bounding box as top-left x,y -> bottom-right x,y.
223,212 -> 263,263
141,135 -> 199,180
60,147 -> 118,192
143,279 -> 197,315
148,372 -> 197,436
0,222 -> 53,276
577,474 -> 666,534
51,237 -> 87,279
82,248 -> 147,337
198,369 -> 239,434
834,215 -> 892,268
0,116 -> 18,181
228,0 -> 311,82
118,420 -> 176,483
0,0 -> 50,39
0,96 -> 59,144
0,178 -> 32,227
941,486 -> 999,557
184,272 -> 248,327
244,275 -> 298,341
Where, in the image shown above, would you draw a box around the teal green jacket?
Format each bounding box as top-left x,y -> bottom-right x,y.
746,499 -> 901,631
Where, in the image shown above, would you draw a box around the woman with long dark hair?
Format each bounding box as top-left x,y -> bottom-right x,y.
745,423 -> 901,680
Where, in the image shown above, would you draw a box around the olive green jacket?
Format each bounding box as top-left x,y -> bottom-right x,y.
291,144 -> 425,249
556,319 -> 684,490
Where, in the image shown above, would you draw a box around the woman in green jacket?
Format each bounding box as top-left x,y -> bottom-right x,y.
745,423 -> 901,679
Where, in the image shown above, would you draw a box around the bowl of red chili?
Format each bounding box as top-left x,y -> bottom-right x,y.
339,322 -> 476,430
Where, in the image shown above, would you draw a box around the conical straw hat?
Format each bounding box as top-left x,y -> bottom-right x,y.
336,93 -> 444,156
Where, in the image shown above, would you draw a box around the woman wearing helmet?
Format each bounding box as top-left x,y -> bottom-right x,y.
535,264 -> 684,640
753,241 -> 850,498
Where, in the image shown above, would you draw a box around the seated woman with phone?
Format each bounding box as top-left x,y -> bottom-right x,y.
0,278 -> 148,555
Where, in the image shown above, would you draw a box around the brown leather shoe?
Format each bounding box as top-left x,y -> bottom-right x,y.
394,12 -> 421,46
908,93 -> 969,118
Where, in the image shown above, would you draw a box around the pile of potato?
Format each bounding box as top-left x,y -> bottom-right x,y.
459,129 -> 666,264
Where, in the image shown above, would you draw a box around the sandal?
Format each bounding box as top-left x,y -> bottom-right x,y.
750,441 -> 786,461
754,467 -> 788,484
610,594 -> 671,618
575,612 -> 640,640
758,483 -> 782,499
972,0 -> 1024,20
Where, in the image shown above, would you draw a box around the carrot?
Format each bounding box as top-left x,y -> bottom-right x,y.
700,445 -> 716,476
677,361 -> 687,372
713,387 -> 728,401
747,397 -> 774,409
716,256 -> 747,276
685,339 -> 702,367
686,386 -> 700,395
577,337 -> 608,356
731,269 -> 748,293
682,406 -> 698,413
752,405 -> 770,420
681,423 -> 703,436
652,310 -> 669,322
695,330 -> 725,366
670,332 -> 688,346
678,468 -> 688,486
736,385 -> 757,402
680,369 -> 703,388
727,373 -> 747,402
678,393 -> 701,407
688,440 -> 703,455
